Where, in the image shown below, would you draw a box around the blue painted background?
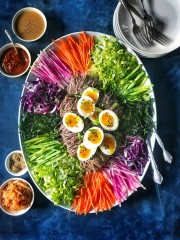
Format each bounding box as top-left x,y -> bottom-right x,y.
0,0 -> 180,239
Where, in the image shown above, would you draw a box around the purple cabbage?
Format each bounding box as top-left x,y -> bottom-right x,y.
115,136 -> 149,176
21,78 -> 66,114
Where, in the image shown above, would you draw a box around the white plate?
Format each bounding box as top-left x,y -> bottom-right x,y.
114,0 -> 180,57
113,3 -> 151,57
18,32 -> 157,212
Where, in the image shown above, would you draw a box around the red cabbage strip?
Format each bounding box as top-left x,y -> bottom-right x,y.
103,161 -> 145,206
31,50 -> 72,87
115,136 -> 149,176
21,78 -> 66,114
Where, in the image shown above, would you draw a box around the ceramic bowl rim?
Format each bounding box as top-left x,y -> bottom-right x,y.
0,43 -> 31,78
12,7 -> 47,42
5,150 -> 28,176
0,177 -> 34,216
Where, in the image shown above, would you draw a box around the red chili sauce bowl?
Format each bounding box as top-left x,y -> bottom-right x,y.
0,43 -> 31,78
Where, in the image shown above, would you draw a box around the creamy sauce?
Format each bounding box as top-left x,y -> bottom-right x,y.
15,10 -> 46,40
1,47 -> 29,75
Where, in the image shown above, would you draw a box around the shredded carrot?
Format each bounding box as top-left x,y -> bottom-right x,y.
53,31 -> 94,76
1,180 -> 33,211
71,172 -> 117,215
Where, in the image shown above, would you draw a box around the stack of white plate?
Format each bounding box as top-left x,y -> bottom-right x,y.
113,0 -> 180,58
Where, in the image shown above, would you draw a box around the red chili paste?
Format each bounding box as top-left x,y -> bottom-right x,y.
1,47 -> 29,75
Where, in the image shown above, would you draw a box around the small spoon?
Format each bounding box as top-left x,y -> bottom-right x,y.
153,129 -> 172,164
146,139 -> 163,184
5,30 -> 26,63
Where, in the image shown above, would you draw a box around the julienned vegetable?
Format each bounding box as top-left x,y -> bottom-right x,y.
71,171 -> 116,215
31,50 -> 72,87
53,31 -> 94,76
90,36 -> 153,102
103,161 -> 145,205
24,133 -> 83,205
115,136 -> 149,176
21,78 -> 66,114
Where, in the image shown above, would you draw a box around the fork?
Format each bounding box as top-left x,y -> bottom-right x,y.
121,0 -> 149,47
150,27 -> 171,45
140,0 -> 155,41
126,0 -> 171,45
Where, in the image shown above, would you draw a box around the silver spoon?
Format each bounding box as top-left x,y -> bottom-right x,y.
146,139 -> 163,184
5,30 -> 19,53
153,129 -> 172,164
5,30 -> 26,62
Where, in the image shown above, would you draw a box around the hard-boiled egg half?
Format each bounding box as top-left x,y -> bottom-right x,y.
89,107 -> 102,124
100,133 -> 117,155
77,143 -> 96,161
83,127 -> 104,149
99,110 -> 119,131
77,96 -> 95,118
82,87 -> 99,104
63,112 -> 84,133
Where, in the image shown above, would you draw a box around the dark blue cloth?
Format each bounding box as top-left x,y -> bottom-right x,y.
0,1 -> 180,240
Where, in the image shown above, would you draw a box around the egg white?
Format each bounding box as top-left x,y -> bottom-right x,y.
77,96 -> 95,118
100,133 -> 117,155
99,110 -> 119,131
63,112 -> 84,133
83,127 -> 104,149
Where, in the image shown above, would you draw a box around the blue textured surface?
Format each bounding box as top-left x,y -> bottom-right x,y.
0,0 -> 180,239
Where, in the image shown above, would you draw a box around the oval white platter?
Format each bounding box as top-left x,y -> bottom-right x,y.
18,31 -> 157,212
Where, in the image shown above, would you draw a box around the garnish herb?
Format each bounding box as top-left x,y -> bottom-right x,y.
120,100 -> 154,138
19,113 -> 61,141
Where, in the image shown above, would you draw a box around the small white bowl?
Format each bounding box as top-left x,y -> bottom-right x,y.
0,43 -> 31,78
0,178 -> 34,216
5,150 -> 28,176
12,7 -> 47,42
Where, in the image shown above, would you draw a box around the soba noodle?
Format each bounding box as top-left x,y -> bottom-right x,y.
59,76 -> 123,172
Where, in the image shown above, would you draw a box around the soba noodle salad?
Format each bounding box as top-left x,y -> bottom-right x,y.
19,31 -> 154,214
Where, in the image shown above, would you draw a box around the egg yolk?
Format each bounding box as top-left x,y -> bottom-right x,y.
81,99 -> 94,114
65,114 -> 79,127
79,145 -> 92,159
91,111 -> 99,121
88,130 -> 103,144
101,112 -> 114,127
102,136 -> 116,154
84,90 -> 98,103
